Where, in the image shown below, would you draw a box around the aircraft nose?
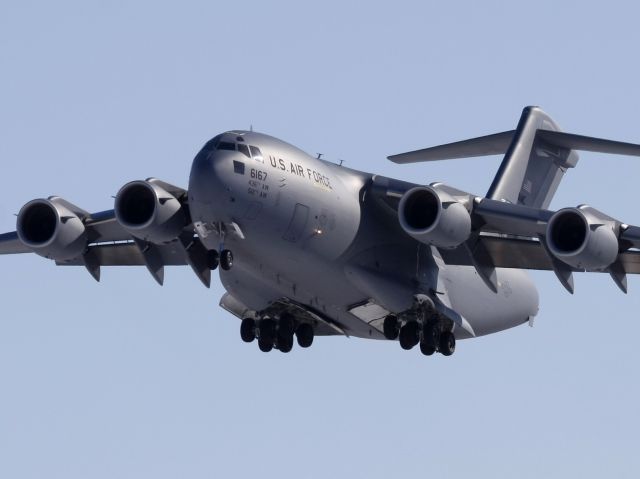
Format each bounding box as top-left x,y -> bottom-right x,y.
189,148 -> 229,201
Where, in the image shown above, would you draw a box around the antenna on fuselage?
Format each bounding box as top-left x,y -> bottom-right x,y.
338,159 -> 344,166
250,124 -> 253,132
316,153 -> 323,159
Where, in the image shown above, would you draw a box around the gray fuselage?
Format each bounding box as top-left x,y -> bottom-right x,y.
187,131 -> 539,340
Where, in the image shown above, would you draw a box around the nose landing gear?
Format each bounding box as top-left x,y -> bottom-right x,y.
205,248 -> 233,271
203,223 -> 234,271
219,249 -> 233,270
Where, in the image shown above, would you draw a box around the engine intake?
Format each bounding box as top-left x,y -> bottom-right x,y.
545,207 -> 619,270
16,197 -> 87,261
115,180 -> 187,243
398,186 -> 471,249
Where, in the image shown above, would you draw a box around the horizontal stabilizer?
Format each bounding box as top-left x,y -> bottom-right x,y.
387,130 -> 515,164
536,130 -> 640,157
388,126 -> 640,165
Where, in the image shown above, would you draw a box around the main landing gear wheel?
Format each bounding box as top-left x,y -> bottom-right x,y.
258,319 -> 276,353
277,313 -> 295,353
419,325 -> 438,356
220,249 -> 234,270
240,318 -> 256,343
206,250 -> 219,270
296,323 -> 314,348
383,314 -> 400,340
278,335 -> 294,353
438,331 -> 456,356
399,322 -> 419,350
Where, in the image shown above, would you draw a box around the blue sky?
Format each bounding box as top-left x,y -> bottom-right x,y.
1,1 -> 639,478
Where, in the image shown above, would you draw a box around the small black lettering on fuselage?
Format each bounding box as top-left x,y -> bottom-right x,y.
247,168 -> 269,198
267,155 -> 332,190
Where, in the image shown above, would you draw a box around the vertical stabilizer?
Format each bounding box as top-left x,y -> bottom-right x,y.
486,106 -> 579,209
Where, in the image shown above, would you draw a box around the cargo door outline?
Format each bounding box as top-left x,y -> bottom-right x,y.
283,204 -> 309,242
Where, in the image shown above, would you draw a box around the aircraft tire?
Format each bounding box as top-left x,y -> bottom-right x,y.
383,314 -> 400,340
206,249 -> 219,270
278,336 -> 294,353
259,318 -> 276,343
258,338 -> 273,352
220,249 -> 234,270
419,340 -> 436,356
399,322 -> 419,350
438,331 -> 456,356
240,318 -> 256,343
278,313 -> 296,337
421,324 -> 439,352
296,323 -> 314,348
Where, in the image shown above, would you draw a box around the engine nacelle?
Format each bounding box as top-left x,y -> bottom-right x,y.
545,206 -> 619,270
114,180 -> 187,244
398,186 -> 472,249
16,197 -> 87,261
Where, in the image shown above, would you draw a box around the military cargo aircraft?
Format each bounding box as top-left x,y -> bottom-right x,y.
3,106 -> 640,356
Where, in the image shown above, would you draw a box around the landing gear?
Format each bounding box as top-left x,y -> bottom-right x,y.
389,295 -> 458,357
383,314 -> 400,340
257,318 -> 276,352
419,324 -> 438,356
278,335 -> 294,353
206,250 -> 219,270
258,337 -> 273,352
240,318 -> 255,343
276,313 -> 295,353
399,321 -> 420,350
438,331 -> 456,356
296,323 -> 314,348
220,249 -> 234,270
247,313 -> 314,353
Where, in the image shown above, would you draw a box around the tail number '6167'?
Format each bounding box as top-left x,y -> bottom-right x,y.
251,169 -> 267,181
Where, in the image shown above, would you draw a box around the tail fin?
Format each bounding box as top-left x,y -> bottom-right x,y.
389,106 -> 640,209
486,106 -> 577,209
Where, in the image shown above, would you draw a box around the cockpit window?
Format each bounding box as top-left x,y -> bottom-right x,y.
250,146 -> 263,162
237,143 -> 251,158
201,135 -> 222,152
217,141 -> 235,151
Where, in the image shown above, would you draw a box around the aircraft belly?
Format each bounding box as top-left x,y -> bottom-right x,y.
219,238 -> 387,338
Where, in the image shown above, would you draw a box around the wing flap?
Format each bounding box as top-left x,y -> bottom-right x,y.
439,235 -> 640,274
58,241 -> 189,267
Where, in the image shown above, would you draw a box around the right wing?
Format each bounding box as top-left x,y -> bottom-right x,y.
0,179 -> 213,287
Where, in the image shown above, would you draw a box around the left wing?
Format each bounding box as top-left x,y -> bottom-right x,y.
371,175 -> 640,294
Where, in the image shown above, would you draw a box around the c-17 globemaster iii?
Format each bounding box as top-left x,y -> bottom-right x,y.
3,106 -> 640,356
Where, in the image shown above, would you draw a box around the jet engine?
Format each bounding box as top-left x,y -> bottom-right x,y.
16,197 -> 87,261
398,186 -> 471,249
545,206 -> 619,270
114,180 -> 187,244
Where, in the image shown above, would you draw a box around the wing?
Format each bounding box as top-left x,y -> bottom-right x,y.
0,179 -> 214,287
371,175 -> 640,294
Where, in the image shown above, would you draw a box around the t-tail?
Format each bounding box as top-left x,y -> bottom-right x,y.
388,105 -> 640,209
